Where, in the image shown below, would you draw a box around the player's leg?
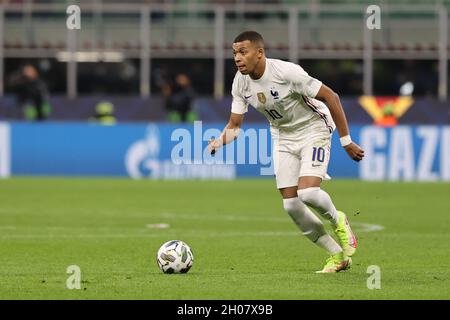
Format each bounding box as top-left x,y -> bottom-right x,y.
280,186 -> 334,251
298,176 -> 338,224
296,176 -> 351,273
297,137 -> 357,257
274,146 -> 343,261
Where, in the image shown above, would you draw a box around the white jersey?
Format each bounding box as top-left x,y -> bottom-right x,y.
231,58 -> 336,140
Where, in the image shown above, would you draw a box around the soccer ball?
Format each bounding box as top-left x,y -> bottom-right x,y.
156,240 -> 194,274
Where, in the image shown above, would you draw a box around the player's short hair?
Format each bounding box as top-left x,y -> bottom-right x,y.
233,31 -> 265,48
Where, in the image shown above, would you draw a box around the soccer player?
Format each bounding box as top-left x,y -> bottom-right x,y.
208,31 -> 365,273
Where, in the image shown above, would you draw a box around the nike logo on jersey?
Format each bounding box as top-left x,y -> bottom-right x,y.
244,95 -> 252,99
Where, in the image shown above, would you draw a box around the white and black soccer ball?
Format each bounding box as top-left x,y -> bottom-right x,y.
156,240 -> 194,274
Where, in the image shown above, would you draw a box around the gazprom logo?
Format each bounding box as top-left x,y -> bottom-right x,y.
0,123 -> 11,178
125,125 -> 161,179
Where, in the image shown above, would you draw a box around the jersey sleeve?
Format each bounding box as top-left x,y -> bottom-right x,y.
231,75 -> 248,114
282,62 -> 323,98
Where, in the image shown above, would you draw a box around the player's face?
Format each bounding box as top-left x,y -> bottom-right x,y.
233,40 -> 263,75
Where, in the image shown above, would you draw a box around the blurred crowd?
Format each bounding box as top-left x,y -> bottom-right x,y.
4,58 -> 439,98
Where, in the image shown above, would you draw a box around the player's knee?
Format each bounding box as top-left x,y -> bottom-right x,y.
282,197 -> 303,213
297,187 -> 320,205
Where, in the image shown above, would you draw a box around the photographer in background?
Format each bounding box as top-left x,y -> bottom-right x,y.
8,64 -> 51,121
162,73 -> 197,123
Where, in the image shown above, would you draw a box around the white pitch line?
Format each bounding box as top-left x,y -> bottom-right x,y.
4,231 -> 450,240
159,213 -> 385,232
0,212 -> 385,240
145,223 -> 170,229
0,222 -> 384,234
0,223 -> 385,240
353,222 -> 385,232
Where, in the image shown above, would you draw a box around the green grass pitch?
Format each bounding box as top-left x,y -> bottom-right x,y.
0,178 -> 449,299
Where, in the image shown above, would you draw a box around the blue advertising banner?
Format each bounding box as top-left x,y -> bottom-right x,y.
0,122 -> 448,181
1,95 -> 449,124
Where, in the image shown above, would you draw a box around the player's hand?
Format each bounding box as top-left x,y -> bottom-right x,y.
207,138 -> 223,155
344,142 -> 365,162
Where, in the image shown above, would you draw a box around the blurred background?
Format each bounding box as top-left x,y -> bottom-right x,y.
0,0 -> 448,180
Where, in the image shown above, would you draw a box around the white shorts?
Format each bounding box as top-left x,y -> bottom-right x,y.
273,133 -> 332,189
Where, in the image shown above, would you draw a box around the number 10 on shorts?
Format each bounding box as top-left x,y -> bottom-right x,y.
312,147 -> 325,163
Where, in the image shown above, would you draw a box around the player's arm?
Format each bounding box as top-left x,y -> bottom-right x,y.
208,112 -> 244,154
315,84 -> 365,162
